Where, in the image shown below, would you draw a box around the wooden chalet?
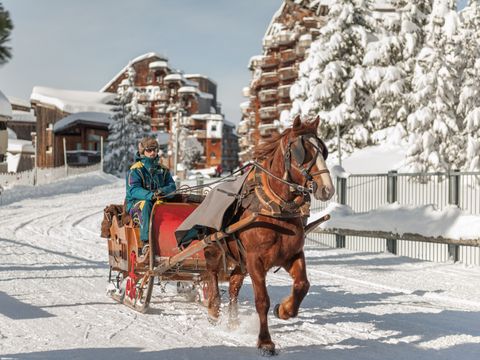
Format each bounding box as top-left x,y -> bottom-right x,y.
30,87 -> 115,168
101,52 -> 238,171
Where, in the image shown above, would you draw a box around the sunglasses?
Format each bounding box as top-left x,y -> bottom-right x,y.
144,147 -> 158,153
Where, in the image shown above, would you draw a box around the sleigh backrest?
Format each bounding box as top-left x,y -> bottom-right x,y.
151,202 -> 202,259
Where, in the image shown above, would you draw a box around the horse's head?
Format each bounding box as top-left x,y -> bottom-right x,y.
283,116 -> 335,201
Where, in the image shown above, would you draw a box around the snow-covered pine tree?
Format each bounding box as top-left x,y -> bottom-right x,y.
366,0 -> 433,138
0,3 -> 13,65
457,0 -> 480,171
105,66 -> 152,176
290,0 -> 376,154
181,135 -> 203,170
403,0 -> 464,173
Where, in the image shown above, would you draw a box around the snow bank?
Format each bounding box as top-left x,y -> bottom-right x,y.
0,171 -> 120,207
310,202 -> 480,241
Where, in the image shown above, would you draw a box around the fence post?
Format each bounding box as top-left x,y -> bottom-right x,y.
196,174 -> 204,195
100,136 -> 104,172
386,170 -> 398,254
63,137 -> 68,177
336,176 -> 346,248
448,169 -> 460,262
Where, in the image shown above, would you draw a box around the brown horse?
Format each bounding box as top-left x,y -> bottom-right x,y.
204,116 -> 335,355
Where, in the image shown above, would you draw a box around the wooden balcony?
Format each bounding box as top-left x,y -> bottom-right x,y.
278,85 -> 291,99
258,106 -> 278,120
303,17 -> 319,29
277,103 -> 291,113
276,30 -> 297,46
237,120 -> 249,135
258,89 -> 278,104
298,34 -> 312,48
262,35 -> 277,50
193,129 -> 207,139
258,72 -> 279,87
153,91 -> 169,101
259,121 -> 281,137
259,54 -> 279,70
278,67 -> 298,82
280,49 -> 297,65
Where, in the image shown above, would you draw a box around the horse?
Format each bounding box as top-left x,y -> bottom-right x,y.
203,116 -> 335,355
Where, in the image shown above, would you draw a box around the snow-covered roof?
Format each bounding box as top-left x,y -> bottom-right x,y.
198,91 -> 214,100
184,74 -> 218,86
178,86 -> 199,95
7,96 -> 31,109
0,89 -> 12,119
164,73 -> 184,82
53,112 -> 113,133
191,114 -> 223,121
149,60 -> 169,69
12,110 -> 36,123
31,87 -> 116,114
7,138 -> 34,153
100,52 -> 168,92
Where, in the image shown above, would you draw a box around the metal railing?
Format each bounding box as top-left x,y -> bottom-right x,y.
309,170 -> 480,265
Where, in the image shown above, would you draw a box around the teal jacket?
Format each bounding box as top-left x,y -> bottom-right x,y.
125,153 -> 176,212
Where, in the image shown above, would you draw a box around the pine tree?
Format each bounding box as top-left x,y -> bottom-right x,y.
290,0 -> 376,154
104,66 -> 152,176
366,0 -> 433,138
0,2 -> 13,65
457,0 -> 480,171
181,135 -> 203,170
403,0 -> 463,172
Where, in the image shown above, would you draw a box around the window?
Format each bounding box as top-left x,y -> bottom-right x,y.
210,152 -> 216,159
211,125 -> 217,132
0,121 -> 6,130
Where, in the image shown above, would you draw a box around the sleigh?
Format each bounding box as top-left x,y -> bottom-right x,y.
105,193 -> 257,312
105,192 -> 330,313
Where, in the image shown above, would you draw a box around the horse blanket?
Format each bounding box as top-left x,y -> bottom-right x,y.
175,170 -> 251,247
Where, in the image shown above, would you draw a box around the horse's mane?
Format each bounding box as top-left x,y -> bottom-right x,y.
253,121 -> 318,161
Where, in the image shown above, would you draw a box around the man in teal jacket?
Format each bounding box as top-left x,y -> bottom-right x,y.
126,137 -> 176,249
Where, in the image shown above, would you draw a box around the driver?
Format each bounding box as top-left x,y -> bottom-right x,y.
125,136 -> 176,254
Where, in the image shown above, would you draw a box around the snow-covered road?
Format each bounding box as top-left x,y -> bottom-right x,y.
1,173 -> 480,359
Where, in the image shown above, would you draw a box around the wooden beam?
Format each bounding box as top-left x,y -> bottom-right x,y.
312,228 -> 480,247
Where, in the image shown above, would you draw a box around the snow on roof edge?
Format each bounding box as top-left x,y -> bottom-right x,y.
100,52 -> 169,92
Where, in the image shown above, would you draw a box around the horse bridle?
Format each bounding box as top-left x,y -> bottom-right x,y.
280,134 -> 330,193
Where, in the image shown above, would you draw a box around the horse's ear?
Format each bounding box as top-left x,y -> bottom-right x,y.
293,115 -> 302,129
312,116 -> 320,129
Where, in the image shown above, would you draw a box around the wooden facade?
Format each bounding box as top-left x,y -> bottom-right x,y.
102,53 -> 238,172
31,103 -> 69,168
238,0 -> 328,161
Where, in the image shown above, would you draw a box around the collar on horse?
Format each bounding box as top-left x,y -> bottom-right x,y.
244,134 -> 329,218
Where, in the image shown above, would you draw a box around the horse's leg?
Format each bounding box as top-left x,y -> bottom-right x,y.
228,266 -> 245,329
204,246 -> 222,323
248,258 -> 276,355
274,251 -> 310,320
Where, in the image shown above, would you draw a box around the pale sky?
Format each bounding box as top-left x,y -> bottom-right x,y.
0,0 -> 281,124
0,0 -> 469,124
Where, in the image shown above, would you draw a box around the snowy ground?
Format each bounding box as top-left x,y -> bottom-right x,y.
1,173 -> 480,359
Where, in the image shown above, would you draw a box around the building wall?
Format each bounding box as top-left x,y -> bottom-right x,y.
8,121 -> 35,141
238,1 -> 326,160
31,103 -> 68,168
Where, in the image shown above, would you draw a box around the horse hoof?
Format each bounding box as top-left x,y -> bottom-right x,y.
258,345 -> 277,357
207,314 -> 220,325
273,304 -> 280,319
